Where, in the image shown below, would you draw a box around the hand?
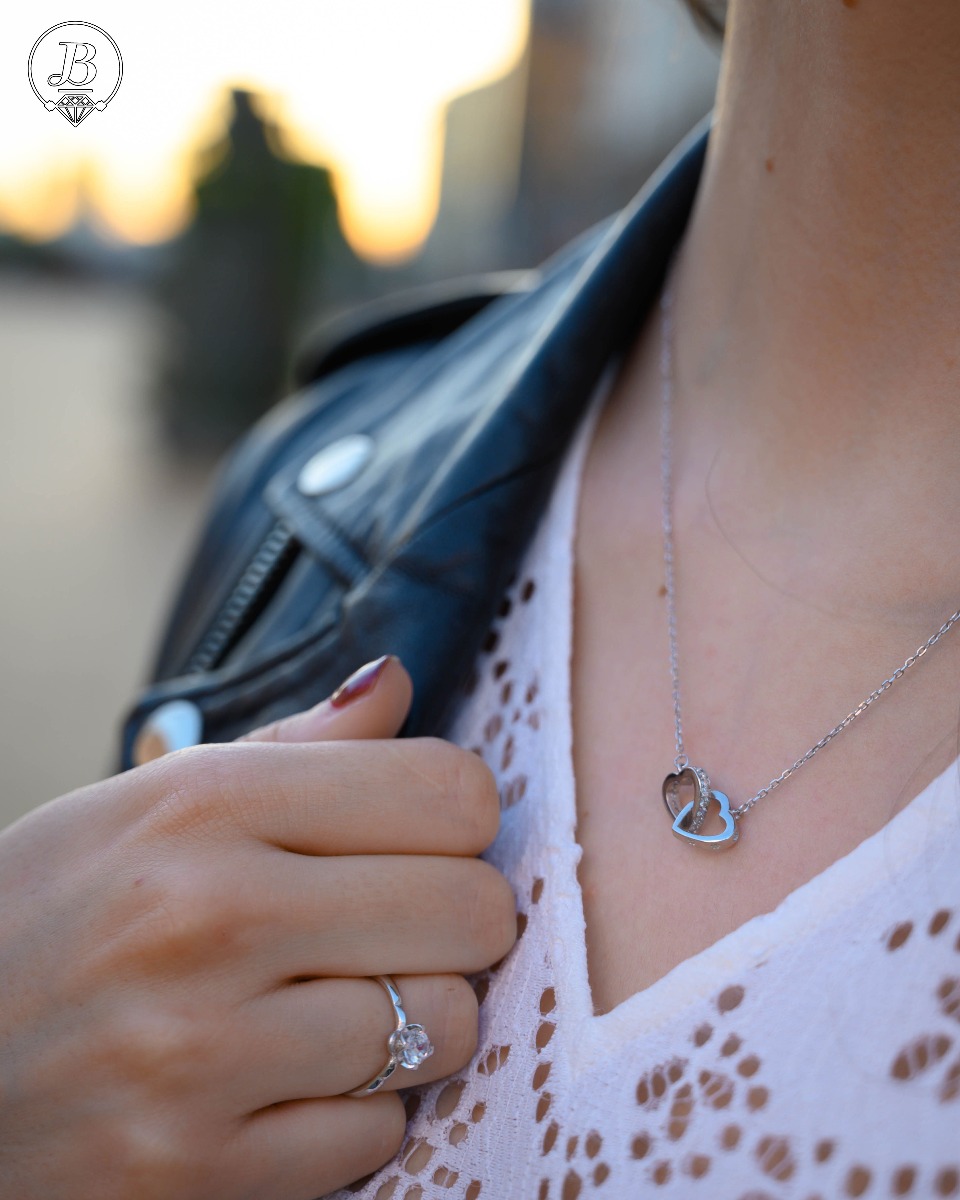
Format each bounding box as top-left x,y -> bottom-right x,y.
0,656 -> 514,1200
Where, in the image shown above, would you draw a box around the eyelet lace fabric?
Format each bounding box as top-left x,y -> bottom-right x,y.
335,371 -> 960,1200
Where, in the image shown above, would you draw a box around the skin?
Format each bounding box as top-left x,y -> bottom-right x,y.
0,657 -> 516,1198
573,0 -> 960,1012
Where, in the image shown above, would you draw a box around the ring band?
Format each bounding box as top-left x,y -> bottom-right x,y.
346,975 -> 435,1098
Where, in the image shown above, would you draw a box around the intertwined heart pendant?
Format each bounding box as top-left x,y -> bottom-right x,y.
662,766 -> 740,851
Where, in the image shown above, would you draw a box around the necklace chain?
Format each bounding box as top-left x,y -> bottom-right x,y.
658,270 -> 960,821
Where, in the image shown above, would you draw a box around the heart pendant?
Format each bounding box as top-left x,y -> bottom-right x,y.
661,766 -> 713,831
670,787 -> 740,851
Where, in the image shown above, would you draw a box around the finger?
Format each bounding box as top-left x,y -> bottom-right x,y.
238,974 -> 477,1106
236,655 -> 412,744
229,1093 -> 405,1200
241,853 -> 518,981
161,736 -> 500,857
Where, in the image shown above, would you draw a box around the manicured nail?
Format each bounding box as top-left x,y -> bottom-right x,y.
329,655 -> 394,708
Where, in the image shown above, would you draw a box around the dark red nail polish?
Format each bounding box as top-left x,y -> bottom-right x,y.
329,655 -> 393,708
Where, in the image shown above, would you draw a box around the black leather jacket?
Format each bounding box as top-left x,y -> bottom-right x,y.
116,116 -> 711,772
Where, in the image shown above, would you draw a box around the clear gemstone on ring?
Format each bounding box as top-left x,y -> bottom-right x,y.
389,1023 -> 434,1069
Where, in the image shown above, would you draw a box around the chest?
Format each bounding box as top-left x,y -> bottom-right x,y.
570,360 -> 960,1014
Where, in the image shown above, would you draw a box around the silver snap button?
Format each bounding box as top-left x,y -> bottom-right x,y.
297,433 -> 374,497
132,699 -> 204,765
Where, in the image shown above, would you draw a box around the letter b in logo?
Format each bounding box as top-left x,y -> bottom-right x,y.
47,41 -> 98,88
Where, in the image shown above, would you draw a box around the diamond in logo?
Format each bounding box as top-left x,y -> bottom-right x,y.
55,94 -> 94,126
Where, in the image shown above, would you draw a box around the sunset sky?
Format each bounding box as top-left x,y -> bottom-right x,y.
3,1 -> 530,263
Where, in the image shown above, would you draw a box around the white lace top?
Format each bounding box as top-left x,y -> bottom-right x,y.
338,374 -> 960,1200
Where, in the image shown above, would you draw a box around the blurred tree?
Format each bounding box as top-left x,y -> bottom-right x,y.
152,89 -> 357,454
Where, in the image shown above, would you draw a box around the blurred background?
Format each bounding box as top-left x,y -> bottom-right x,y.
0,0 -> 719,828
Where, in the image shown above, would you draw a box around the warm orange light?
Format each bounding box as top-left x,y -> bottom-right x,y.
3,1 -> 530,261
0,168 -> 79,244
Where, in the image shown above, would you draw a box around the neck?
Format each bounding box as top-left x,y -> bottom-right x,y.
667,0 -> 960,616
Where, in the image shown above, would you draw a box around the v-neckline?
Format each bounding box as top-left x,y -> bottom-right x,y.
541,356 -> 960,1052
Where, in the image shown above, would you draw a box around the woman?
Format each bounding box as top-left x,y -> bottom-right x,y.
2,0 -> 958,1195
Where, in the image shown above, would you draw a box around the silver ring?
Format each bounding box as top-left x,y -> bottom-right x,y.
345,975 -> 434,1098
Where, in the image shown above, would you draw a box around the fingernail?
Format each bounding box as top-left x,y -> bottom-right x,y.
329,655 -> 394,708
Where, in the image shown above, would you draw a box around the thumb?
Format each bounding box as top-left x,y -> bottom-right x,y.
236,655 -> 413,744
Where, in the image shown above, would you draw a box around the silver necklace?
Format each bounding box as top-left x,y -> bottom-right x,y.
658,272 -> 960,851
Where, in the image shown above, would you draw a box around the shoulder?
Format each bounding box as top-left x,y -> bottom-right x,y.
115,116 -> 709,768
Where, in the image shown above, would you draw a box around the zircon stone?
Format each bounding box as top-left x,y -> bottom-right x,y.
389,1023 -> 434,1069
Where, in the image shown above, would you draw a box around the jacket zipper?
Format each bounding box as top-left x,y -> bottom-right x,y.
184,522 -> 300,674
